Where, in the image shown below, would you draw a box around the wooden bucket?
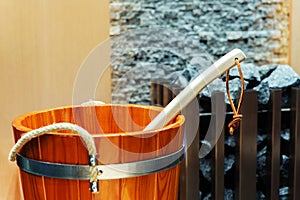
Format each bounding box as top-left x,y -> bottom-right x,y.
11,104 -> 184,200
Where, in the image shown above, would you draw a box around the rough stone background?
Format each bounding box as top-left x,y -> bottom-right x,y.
110,28 -> 213,104
110,0 -> 290,64
110,0 -> 290,104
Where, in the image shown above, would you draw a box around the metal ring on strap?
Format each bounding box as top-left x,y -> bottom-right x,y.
16,146 -> 184,180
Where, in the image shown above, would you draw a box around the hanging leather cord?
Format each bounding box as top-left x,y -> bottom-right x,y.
226,58 -> 245,135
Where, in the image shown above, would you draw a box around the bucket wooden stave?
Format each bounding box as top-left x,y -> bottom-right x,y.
12,104 -> 184,200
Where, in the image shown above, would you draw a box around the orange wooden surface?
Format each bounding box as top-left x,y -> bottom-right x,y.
12,105 -> 184,200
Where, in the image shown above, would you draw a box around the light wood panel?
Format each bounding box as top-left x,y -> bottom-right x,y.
0,0 -> 110,199
290,0 -> 300,74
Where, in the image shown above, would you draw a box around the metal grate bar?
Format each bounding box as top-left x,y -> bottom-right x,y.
150,81 -> 158,105
179,96 -> 200,200
157,81 -> 164,106
289,88 -> 300,200
163,85 -> 173,107
235,90 -> 257,200
211,92 -> 225,200
265,89 -> 281,200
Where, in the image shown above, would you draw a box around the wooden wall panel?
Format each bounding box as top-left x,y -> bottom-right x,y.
0,0 -> 110,199
290,0 -> 300,74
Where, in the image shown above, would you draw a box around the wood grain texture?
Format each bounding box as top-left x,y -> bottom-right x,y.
290,0 -> 300,74
12,105 -> 184,200
0,1 -> 110,199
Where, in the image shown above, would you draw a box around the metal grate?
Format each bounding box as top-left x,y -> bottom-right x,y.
150,82 -> 300,200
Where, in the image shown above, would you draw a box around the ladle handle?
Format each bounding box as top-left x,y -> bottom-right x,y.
144,48 -> 246,131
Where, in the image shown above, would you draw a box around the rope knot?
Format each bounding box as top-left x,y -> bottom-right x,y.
228,114 -> 243,135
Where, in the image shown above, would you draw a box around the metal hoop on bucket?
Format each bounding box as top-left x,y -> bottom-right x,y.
9,122 -> 184,194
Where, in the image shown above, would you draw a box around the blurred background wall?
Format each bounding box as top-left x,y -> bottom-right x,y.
290,0 -> 300,74
0,0 -> 110,199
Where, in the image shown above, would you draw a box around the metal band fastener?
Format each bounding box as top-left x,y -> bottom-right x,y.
89,154 -> 99,193
16,146 -> 184,181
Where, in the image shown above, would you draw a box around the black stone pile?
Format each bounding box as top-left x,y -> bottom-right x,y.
156,63 -> 300,200
200,63 -> 300,112
199,128 -> 291,200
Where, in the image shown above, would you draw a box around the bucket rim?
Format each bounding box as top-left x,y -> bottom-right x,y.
12,104 -> 185,137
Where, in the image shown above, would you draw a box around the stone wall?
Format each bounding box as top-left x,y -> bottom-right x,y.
110,28 -> 213,104
110,0 -> 290,64
109,0 -> 290,104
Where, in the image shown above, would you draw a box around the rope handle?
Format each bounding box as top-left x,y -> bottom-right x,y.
8,122 -> 100,193
226,58 -> 245,135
